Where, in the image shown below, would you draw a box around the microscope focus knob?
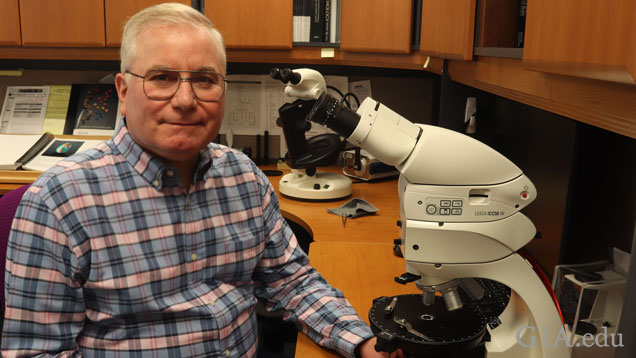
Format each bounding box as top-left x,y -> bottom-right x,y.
374,331 -> 398,353
394,272 -> 421,285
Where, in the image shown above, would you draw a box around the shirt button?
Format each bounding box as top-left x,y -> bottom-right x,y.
225,350 -> 231,357
152,179 -> 160,188
191,253 -> 198,261
166,169 -> 175,177
209,299 -> 215,306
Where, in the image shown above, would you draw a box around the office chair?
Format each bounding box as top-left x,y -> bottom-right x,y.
0,184 -> 31,324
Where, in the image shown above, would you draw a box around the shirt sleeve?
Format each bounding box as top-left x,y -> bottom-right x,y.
251,169 -> 374,358
2,186 -> 86,357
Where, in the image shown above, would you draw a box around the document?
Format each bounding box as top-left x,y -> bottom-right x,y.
221,75 -> 266,135
0,86 -> 50,134
42,85 -> 72,134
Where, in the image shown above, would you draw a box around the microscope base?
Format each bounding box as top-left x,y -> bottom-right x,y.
279,170 -> 352,201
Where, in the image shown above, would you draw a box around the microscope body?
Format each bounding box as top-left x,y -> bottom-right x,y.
356,97 -> 569,357
275,68 -> 570,357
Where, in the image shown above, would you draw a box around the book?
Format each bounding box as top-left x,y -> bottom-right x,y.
309,0 -> 326,42
0,132 -> 54,170
514,0 -> 527,48
63,84 -> 121,136
293,0 -> 311,42
0,133 -> 103,171
324,0 -> 330,43
21,138 -> 103,171
329,0 -> 339,43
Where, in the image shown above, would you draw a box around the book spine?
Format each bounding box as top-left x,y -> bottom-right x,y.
329,0 -> 338,43
309,0 -> 325,42
15,132 -> 54,167
293,0 -> 302,42
301,0 -> 311,42
324,0 -> 330,43
335,0 -> 341,43
514,0 -> 527,48
411,0 -> 423,49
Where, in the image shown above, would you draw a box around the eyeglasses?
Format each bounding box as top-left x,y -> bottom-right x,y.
126,69 -> 227,102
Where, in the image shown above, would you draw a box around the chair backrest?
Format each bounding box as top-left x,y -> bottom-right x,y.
0,184 -> 31,315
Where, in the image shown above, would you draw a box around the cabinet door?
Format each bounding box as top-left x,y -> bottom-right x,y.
523,0 -> 636,84
0,0 -> 21,45
420,0 -> 476,61
340,0 -> 412,54
205,0 -> 293,49
20,0 -> 105,47
105,0 -> 191,47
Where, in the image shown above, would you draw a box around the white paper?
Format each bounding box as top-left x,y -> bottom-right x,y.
348,80 -> 373,110
0,86 -> 50,134
221,75 -> 265,135
22,139 -> 104,171
264,78 -> 288,135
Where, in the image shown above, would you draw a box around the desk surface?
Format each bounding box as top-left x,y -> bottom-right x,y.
295,241 -> 420,357
272,168 -> 401,245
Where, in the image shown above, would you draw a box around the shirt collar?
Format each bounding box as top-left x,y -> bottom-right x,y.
111,118 -> 213,190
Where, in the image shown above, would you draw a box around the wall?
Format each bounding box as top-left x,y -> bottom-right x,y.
438,77 -> 577,276
560,123 -> 636,264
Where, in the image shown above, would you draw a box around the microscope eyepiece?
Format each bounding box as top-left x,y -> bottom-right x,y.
307,93 -> 360,138
281,68 -> 301,84
270,67 -> 302,85
270,68 -> 283,81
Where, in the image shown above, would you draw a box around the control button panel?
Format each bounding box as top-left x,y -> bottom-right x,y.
426,199 -> 463,216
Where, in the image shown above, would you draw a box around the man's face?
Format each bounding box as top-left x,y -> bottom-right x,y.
115,25 -> 225,166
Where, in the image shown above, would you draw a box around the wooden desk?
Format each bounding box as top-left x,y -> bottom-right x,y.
272,168 -> 401,245
295,241 -> 420,357
0,170 -> 40,194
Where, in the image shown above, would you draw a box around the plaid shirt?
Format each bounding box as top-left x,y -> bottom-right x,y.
2,121 -> 372,357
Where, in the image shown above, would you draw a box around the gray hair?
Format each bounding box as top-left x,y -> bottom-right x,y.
119,2 -> 226,74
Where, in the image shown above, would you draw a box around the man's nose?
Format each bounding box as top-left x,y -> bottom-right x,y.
171,79 -> 197,110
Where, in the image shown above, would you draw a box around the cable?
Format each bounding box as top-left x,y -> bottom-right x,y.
326,85 -> 360,109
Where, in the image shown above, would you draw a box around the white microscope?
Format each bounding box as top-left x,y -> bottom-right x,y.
272,68 -> 570,357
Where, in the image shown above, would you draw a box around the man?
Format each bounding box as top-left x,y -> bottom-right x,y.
2,3 -> 400,358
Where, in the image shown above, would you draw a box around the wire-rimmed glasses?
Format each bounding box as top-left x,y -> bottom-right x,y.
126,69 -> 227,102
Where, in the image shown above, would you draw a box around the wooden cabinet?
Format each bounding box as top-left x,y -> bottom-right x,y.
105,0 -> 191,47
205,0 -> 293,49
523,0 -> 636,84
0,0 -> 21,45
340,0 -> 412,54
420,0 -> 476,61
19,0 -> 106,47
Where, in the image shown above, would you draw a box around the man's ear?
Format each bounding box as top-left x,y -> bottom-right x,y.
115,73 -> 128,116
